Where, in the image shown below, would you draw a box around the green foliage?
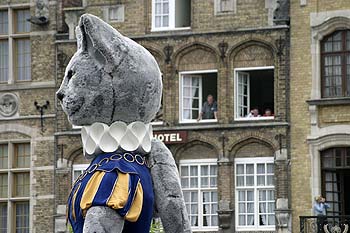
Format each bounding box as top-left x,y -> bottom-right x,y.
149,218 -> 164,233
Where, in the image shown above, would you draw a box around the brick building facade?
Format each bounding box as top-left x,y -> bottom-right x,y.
0,0 -> 57,232
54,1 -> 291,233
0,0 -> 293,232
290,0 -> 350,232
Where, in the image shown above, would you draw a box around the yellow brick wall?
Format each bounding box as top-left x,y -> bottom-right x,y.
290,0 -> 350,231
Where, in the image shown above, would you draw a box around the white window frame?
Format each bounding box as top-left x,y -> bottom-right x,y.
72,164 -> 89,184
104,5 -> 124,23
214,0 -> 237,15
234,157 -> 275,232
234,66 -> 275,121
0,5 -> 31,84
0,140 -> 31,233
179,159 -> 219,232
151,0 -> 191,32
179,70 -> 218,124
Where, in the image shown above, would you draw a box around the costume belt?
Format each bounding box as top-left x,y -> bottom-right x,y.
74,152 -> 150,185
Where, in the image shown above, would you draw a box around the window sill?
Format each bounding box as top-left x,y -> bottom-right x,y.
179,119 -> 218,124
151,27 -> 191,32
234,117 -> 275,121
191,227 -> 219,232
235,227 -> 275,232
306,97 -> 350,106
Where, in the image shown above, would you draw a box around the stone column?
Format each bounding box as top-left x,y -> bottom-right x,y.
217,158 -> 234,232
275,149 -> 292,233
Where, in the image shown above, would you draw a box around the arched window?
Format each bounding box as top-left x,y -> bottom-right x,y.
321,147 -> 350,216
321,30 -> 350,98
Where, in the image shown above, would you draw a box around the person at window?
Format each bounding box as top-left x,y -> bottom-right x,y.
314,195 -> 330,232
263,108 -> 274,117
247,108 -> 260,118
314,195 -> 330,215
197,95 -> 218,121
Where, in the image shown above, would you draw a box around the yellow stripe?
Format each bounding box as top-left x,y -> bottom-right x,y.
71,183 -> 81,222
125,180 -> 143,222
80,171 -> 105,215
106,172 -> 130,209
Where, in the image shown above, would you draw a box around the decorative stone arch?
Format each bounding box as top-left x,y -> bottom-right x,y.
0,123 -> 38,138
229,39 -> 276,68
229,136 -> 276,161
310,14 -> 350,99
173,139 -> 220,163
308,129 -> 350,203
67,147 -> 87,166
173,42 -> 220,71
143,45 -> 164,67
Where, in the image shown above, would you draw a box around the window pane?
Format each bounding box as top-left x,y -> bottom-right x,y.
14,173 -> 30,197
180,166 -> 188,176
0,145 -> 8,169
201,165 -> 208,176
0,174 -> 7,198
246,164 -> 254,174
0,203 -> 7,233
14,144 -> 30,168
236,164 -> 244,174
15,9 -> 31,33
16,39 -> 31,81
0,11 -> 8,34
0,40 -> 9,82
15,202 -> 29,233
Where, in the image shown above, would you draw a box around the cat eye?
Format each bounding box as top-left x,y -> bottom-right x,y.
67,70 -> 74,80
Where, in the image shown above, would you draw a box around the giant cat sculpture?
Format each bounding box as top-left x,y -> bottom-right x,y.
56,14 -> 191,233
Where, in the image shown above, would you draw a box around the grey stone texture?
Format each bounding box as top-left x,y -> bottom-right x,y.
148,139 -> 191,233
56,14 -> 162,126
83,207 -> 125,233
57,13 -> 189,233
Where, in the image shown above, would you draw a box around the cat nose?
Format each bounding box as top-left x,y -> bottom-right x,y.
56,92 -> 64,101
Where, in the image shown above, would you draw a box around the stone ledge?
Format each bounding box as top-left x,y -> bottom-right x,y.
306,97 -> 350,106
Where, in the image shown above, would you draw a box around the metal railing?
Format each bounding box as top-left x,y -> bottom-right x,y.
300,216 -> 350,233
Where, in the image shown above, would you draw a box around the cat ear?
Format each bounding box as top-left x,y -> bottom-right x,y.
76,14 -> 128,72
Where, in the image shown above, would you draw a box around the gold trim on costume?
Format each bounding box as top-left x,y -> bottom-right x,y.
106,172 -> 130,209
80,171 -> 105,215
125,180 -> 143,222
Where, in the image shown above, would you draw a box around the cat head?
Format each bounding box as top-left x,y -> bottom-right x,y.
56,14 -> 162,126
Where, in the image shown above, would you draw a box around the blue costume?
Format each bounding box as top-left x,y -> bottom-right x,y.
67,152 -> 154,233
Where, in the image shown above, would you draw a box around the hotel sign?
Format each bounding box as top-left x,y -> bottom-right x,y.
153,131 -> 188,144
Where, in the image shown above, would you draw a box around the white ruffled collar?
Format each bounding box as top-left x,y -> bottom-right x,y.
81,121 -> 153,157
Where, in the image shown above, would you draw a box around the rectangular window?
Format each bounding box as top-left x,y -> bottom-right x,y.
0,145 -> 8,169
16,39 -> 31,81
14,202 -> 29,233
235,157 -> 275,231
0,142 -> 30,232
0,174 -> 7,198
0,11 -> 8,34
14,144 -> 30,168
234,67 -> 274,120
0,203 -> 7,233
72,164 -> 89,184
0,8 -> 30,83
180,160 -> 218,231
215,0 -> 236,14
180,71 -> 217,123
108,5 -> 124,22
321,30 -> 350,97
14,9 -> 30,33
152,0 -> 190,31
14,173 -> 30,197
0,41 -> 9,82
